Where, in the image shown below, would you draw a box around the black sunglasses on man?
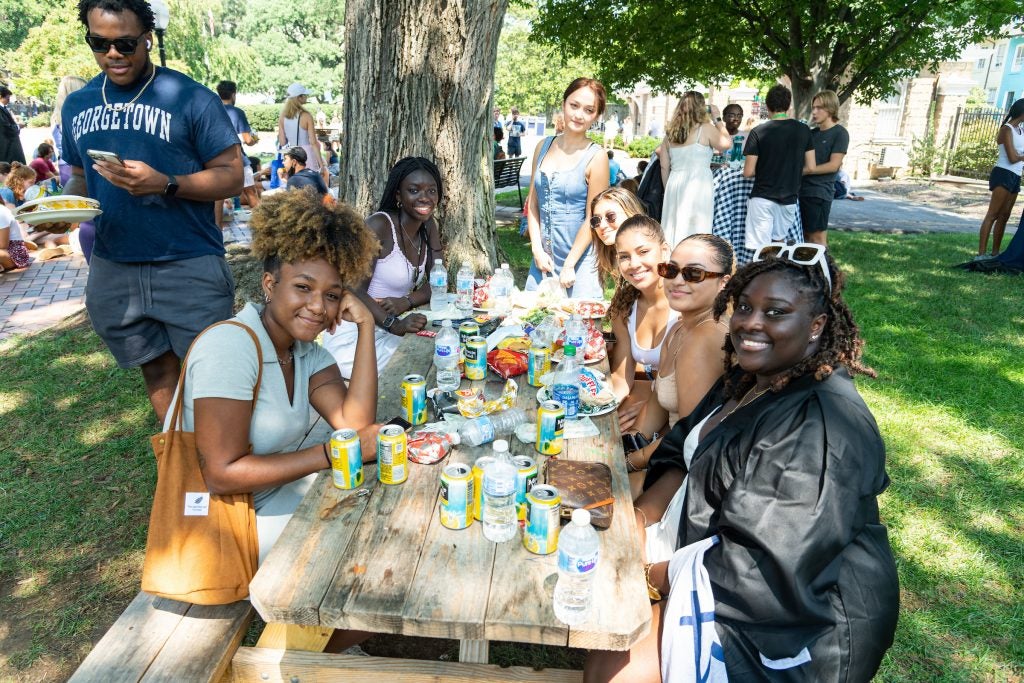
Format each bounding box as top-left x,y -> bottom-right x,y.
85,31 -> 147,56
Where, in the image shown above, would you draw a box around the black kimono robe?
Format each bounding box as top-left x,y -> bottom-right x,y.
646,368 -> 899,682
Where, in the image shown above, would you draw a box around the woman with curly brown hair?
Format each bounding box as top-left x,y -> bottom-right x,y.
587,244 -> 898,683
166,189 -> 380,565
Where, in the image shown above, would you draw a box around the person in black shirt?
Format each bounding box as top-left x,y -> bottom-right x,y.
742,85 -> 816,249
284,146 -> 328,196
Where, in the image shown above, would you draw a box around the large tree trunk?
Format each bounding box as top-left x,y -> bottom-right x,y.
340,0 -> 509,273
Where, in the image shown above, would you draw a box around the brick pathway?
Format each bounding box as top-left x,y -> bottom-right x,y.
0,214 -> 252,343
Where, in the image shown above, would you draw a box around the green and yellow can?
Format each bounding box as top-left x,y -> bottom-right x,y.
536,400 -> 565,455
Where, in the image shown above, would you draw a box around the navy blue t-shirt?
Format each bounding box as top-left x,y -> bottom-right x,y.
223,104 -> 252,135
61,67 -> 240,262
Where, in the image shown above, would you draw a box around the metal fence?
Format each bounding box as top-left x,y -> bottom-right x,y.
946,106 -> 1002,179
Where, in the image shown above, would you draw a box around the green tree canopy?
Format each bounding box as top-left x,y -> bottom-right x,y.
534,0 -> 1023,117
493,6 -> 598,116
5,0 -> 98,104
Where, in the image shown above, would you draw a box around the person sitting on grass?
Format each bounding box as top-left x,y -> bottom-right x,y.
168,189 -> 380,567
588,244 -> 898,682
29,142 -> 60,187
0,203 -> 31,271
2,163 -> 71,261
283,146 -> 328,196
322,156 -> 442,378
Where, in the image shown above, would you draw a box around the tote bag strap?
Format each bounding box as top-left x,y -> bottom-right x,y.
165,320 -> 265,433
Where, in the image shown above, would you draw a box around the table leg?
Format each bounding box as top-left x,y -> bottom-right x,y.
256,623 -> 334,652
459,639 -> 489,663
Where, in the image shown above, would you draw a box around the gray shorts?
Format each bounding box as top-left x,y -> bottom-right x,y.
86,253 -> 235,368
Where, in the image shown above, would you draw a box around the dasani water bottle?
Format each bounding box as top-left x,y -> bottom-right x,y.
434,319 -> 460,391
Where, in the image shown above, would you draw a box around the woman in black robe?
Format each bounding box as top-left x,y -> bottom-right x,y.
586,245 -> 899,682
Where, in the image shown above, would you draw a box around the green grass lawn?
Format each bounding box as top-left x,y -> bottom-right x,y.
0,231 -> 1021,680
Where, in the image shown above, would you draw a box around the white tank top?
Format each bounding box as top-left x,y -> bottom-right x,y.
995,122 -> 1024,176
628,300 -> 678,372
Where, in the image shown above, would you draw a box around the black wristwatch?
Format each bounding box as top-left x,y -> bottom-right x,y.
163,174 -> 179,197
381,313 -> 398,331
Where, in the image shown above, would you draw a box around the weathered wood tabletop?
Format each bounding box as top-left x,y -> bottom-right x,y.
248,329 -> 651,662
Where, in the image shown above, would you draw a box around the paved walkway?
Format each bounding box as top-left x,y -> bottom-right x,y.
0,214 -> 253,344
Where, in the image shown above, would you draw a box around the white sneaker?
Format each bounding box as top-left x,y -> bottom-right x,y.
973,254 -> 990,261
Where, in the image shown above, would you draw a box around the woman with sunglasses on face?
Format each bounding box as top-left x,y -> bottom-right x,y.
621,234 -> 734,498
322,157 -> 443,378
605,216 -> 676,434
589,186 -> 647,282
525,78 -> 610,298
587,244 -> 897,683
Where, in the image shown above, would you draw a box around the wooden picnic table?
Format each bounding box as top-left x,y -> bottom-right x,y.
248,329 -> 651,665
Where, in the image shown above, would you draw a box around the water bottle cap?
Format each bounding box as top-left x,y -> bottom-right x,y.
434,258 -> 442,265
493,439 -> 509,452
563,344 -> 576,357
571,508 -> 591,526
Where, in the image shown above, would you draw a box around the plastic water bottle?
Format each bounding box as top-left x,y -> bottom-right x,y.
552,345 -> 581,419
731,135 -> 744,161
457,409 -> 528,447
482,439 -> 518,542
553,508 -> 600,625
429,258 -> 448,312
492,263 -> 512,316
456,260 -> 474,316
434,319 -> 461,391
564,314 -> 586,352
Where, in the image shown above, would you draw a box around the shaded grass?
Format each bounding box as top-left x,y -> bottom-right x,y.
495,189 -> 526,208
0,230 -> 1021,680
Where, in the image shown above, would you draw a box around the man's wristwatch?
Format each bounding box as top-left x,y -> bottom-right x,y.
163,174 -> 179,197
381,314 -> 398,331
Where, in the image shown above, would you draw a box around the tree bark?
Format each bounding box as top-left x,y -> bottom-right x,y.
340,0 -> 509,273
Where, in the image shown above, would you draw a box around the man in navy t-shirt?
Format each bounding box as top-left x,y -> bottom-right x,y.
54,0 -> 242,423
284,147 -> 328,196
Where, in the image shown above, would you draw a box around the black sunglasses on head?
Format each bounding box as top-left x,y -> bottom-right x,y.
657,262 -> 726,283
85,31 -> 147,55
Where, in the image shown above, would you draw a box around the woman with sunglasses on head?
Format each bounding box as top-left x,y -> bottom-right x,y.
525,78 -> 610,298
589,186 -> 647,282
586,244 -> 898,683
322,156 -> 443,378
604,215 -> 676,434
620,233 -> 734,498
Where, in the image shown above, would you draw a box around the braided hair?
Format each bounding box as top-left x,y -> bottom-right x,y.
712,251 -> 875,399
378,156 -> 444,213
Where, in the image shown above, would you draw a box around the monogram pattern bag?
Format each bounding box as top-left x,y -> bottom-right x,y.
140,321 -> 262,605
544,458 -> 615,528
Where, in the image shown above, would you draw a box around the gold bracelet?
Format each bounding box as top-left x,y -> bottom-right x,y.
643,563 -> 662,602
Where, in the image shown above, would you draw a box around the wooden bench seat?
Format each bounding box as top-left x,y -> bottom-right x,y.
493,156 -> 527,208
227,647 -> 584,682
69,591 -> 253,683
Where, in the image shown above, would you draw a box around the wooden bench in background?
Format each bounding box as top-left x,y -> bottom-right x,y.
493,156 -> 527,209
69,591 -> 253,683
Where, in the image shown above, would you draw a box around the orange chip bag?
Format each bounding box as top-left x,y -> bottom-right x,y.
487,348 -> 528,379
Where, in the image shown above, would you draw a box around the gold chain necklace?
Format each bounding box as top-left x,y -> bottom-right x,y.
724,384 -> 771,419
102,65 -> 157,111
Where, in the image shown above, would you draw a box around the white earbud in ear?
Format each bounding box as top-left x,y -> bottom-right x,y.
146,40 -> 152,49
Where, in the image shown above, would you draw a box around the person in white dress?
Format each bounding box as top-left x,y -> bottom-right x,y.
657,92 -> 731,246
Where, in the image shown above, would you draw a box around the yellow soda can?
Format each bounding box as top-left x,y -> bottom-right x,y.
401,374 -> 428,425
536,400 -> 565,455
439,463 -> 474,529
471,455 -> 495,521
523,485 -> 561,555
377,424 -> 408,485
329,428 -> 363,490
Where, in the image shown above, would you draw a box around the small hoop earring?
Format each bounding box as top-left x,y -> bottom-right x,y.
810,334 -> 819,341
264,293 -> 271,304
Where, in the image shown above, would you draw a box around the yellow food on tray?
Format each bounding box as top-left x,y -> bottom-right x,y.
497,336 -> 531,352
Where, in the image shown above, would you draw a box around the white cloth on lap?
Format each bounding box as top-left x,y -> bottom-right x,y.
661,535 -> 728,683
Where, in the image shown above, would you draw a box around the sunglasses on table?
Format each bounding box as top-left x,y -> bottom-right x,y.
753,243 -> 832,293
656,262 -> 727,283
589,211 -> 618,228
84,32 -> 147,55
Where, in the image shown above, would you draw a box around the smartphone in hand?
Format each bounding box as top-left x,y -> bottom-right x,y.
86,149 -> 125,166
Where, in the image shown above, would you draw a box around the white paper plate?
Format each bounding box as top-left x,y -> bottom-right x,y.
15,194 -> 98,214
551,348 -> 606,365
18,207 -> 103,227
536,386 -> 618,417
